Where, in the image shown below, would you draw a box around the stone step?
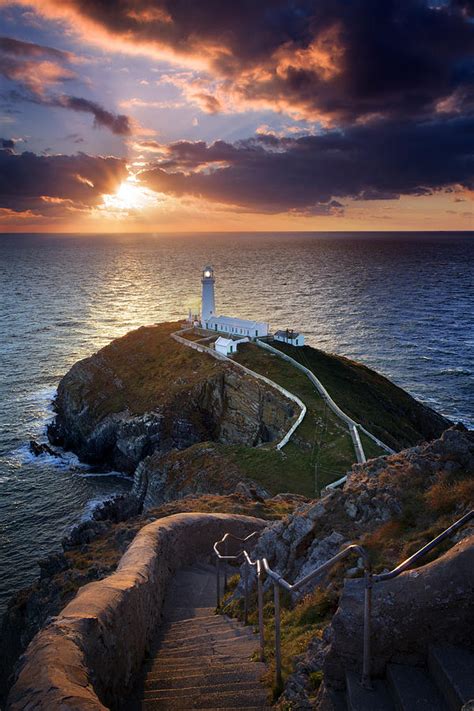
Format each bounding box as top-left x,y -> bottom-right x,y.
144,667 -> 265,690
155,628 -> 256,649
428,645 -> 474,711
162,615 -> 244,632
141,688 -> 270,708
130,563 -> 268,710
386,663 -> 448,710
143,706 -> 272,711
143,680 -> 263,698
146,659 -> 264,675
346,671 -> 395,711
151,641 -> 257,661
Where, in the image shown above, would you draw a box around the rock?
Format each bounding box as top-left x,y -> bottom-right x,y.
323,535 -> 474,688
28,440 -> 59,458
134,444 -> 270,509
47,324 -> 296,473
344,501 -> 357,519
38,553 -> 68,579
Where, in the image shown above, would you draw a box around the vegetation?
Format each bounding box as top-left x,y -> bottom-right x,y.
63,321 -> 225,419
270,342 -> 449,450
233,343 -> 381,492
362,463 -> 474,573
222,575 -> 337,701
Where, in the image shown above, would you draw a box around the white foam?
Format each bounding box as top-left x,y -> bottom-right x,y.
80,495 -> 115,522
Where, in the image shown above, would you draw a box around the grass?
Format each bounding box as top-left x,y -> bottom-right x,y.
270,342 -> 449,450
361,463 -> 474,573
233,344 -> 357,490
222,576 -> 337,700
62,321 -> 225,419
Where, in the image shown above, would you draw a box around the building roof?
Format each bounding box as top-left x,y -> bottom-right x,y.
275,329 -> 301,339
207,315 -> 268,329
215,337 -> 234,346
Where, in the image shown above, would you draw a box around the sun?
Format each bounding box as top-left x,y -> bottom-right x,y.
102,177 -> 157,212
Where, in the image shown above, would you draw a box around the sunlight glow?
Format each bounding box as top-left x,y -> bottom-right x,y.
101,178 -> 157,212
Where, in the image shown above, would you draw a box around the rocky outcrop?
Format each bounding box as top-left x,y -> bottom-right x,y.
244,426 -> 474,591
47,324 -> 295,472
324,534 -> 474,688
7,513 -> 266,711
133,442 -> 270,509
229,425 -> 473,707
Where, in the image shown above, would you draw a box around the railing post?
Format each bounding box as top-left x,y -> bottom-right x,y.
257,565 -> 265,662
273,582 -> 282,689
216,557 -> 221,608
361,569 -> 373,690
224,539 -> 228,592
243,563 -> 249,625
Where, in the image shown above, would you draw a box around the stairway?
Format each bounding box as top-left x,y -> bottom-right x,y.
127,563 -> 271,710
345,645 -> 474,711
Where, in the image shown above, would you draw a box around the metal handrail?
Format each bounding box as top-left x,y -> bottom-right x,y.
213,509 -> 473,692
373,509 -> 473,582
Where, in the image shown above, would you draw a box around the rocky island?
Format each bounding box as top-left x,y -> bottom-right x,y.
1,321 -> 472,710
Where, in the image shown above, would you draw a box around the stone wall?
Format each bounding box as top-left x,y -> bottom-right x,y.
324,534 -> 474,688
7,513 -> 266,711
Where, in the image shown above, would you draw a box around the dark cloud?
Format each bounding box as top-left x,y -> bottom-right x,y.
0,35 -> 131,134
49,95 -> 131,135
0,149 -> 127,213
140,117 -> 474,213
1,138 -> 15,149
20,0 -> 474,124
0,36 -> 74,61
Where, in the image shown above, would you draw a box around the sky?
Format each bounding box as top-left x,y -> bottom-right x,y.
0,0 -> 473,233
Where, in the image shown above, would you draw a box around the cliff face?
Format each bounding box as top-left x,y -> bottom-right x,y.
48,323 -> 295,472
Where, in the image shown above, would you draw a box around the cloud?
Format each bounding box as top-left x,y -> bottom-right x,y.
0,35 -> 131,134
1,137 -> 15,148
140,117 -> 474,213
9,1 -> 474,124
0,148 -> 127,214
48,95 -> 131,135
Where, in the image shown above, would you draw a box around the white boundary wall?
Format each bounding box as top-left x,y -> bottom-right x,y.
255,340 -> 395,464
171,329 -> 306,450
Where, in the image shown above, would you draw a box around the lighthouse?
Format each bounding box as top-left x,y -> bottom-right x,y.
201,265 -> 215,321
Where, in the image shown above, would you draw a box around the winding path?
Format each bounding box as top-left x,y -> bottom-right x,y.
171,328 -> 307,450
172,327 -> 395,476
255,339 -> 396,466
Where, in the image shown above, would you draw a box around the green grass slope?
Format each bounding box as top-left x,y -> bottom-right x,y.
269,342 -> 451,451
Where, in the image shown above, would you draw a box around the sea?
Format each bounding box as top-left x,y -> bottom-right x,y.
0,232 -> 473,618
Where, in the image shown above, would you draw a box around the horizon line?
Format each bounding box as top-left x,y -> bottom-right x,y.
1,229 -> 473,236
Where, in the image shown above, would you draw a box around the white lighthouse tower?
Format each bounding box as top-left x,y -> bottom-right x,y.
201,265 -> 216,322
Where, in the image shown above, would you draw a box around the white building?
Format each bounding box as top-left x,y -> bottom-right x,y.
205,315 -> 269,338
199,265 -> 269,339
215,336 -> 249,356
274,329 -> 305,347
201,265 -> 216,321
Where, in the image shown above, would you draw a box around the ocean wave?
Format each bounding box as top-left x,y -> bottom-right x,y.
12,443 -> 90,471
80,495 -> 116,522
77,470 -> 131,481
433,367 -> 472,378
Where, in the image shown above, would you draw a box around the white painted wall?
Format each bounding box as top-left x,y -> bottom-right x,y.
274,333 -> 305,347
205,316 -> 269,338
201,267 -> 215,322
